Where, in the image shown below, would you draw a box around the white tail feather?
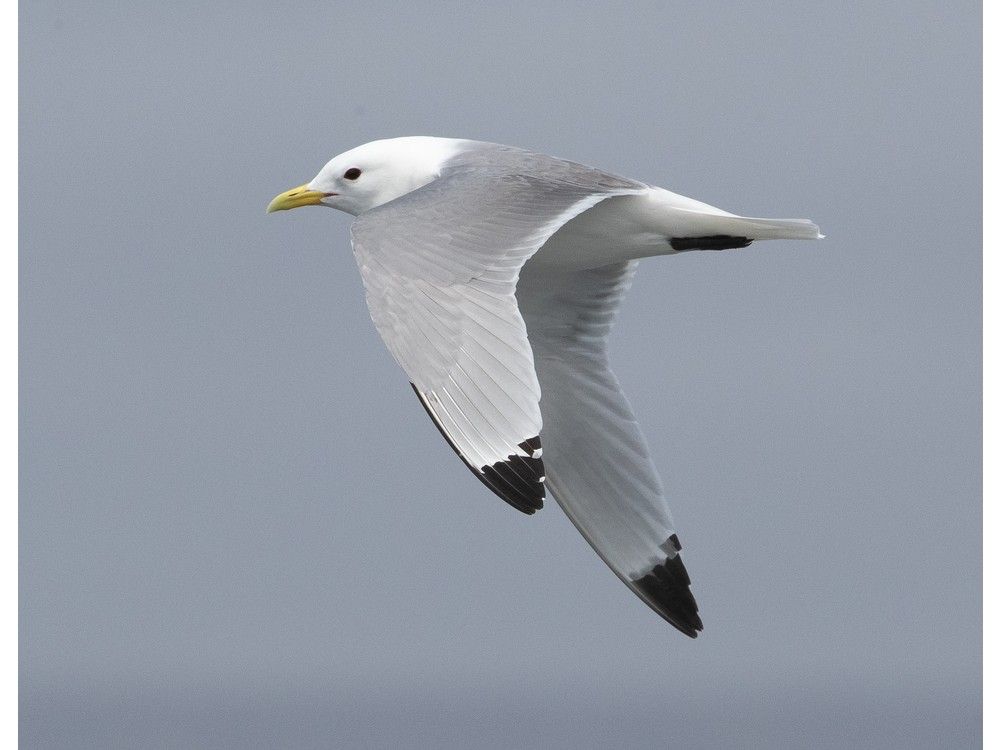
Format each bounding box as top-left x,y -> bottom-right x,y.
646,188 -> 823,242
717,215 -> 823,241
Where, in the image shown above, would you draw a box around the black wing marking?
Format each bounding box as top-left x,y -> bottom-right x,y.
670,235 -> 752,252
411,384 -> 545,514
630,534 -> 703,638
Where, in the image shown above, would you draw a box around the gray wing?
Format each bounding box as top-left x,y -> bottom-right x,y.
516,259 -> 703,636
351,153 -> 643,513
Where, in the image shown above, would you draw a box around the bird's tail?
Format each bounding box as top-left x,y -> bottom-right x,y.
665,211 -> 823,248
723,215 -> 823,241
643,188 -> 824,249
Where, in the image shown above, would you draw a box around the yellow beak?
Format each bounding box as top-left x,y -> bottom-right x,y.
266,184 -> 330,213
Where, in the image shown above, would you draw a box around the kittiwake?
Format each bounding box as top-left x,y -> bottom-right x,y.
267,136 -> 822,637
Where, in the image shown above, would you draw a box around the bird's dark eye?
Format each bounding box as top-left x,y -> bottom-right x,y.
343,167 -> 362,180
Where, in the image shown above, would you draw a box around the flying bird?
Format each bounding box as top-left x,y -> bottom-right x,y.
268,137 -> 821,637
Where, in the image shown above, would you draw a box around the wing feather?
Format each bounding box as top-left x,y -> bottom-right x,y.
517,259 -> 703,636
350,150 -> 643,513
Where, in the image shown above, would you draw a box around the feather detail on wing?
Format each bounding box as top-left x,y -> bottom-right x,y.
350,151 -> 644,512
517,259 -> 703,636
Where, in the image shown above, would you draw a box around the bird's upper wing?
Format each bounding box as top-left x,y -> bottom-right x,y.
350,158 -> 643,513
516,259 -> 703,636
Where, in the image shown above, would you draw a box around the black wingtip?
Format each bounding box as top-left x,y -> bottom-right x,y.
670,235 -> 753,252
410,383 -> 544,514
631,538 -> 703,638
480,447 -> 545,514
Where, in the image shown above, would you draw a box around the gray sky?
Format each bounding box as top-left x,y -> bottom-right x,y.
21,2 -> 981,748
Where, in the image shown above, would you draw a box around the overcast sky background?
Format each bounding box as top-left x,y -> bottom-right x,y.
21,2 -> 981,748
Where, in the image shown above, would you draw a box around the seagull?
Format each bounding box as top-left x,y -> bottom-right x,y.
268,137 -> 821,637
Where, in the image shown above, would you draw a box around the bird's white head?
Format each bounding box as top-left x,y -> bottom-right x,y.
267,136 -> 467,217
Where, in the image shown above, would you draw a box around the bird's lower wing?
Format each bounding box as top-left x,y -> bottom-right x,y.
397,278 -> 547,513
517,260 -> 703,636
